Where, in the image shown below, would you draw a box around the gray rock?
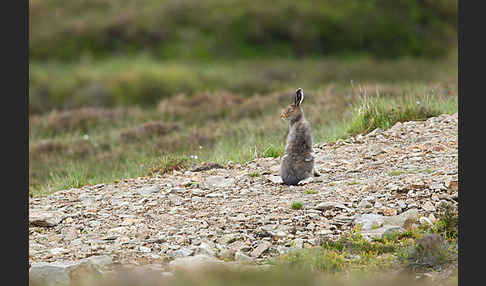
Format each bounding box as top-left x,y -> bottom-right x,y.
277,245 -> 291,255
29,258 -> 108,286
229,240 -> 251,252
168,255 -> 222,271
367,128 -> 384,137
261,224 -> 277,232
267,175 -> 283,184
316,229 -> 333,237
49,247 -> 68,255
195,242 -> 215,257
250,241 -> 272,258
387,183 -> 400,191
357,199 -> 372,209
29,262 -> 73,286
205,176 -> 235,189
354,214 -> 384,230
272,231 -> 287,239
422,201 -> 436,212
219,248 -> 236,260
382,208 -> 419,227
29,210 -> 65,227
397,200 -> 407,210
88,220 -> 101,228
206,192 -> 223,198
429,183 -> 445,190
61,227 -> 78,241
79,255 -> 112,268
229,214 -> 250,222
168,188 -> 186,194
315,202 -> 350,211
168,194 -> 183,206
408,203 -> 418,209
235,251 -> 253,262
169,247 -> 194,259
140,246 -> 152,253
137,185 -> 161,196
78,194 -> 95,205
191,189 -> 207,196
220,234 -> 239,245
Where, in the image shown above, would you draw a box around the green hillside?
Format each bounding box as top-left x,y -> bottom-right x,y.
30,0 -> 457,61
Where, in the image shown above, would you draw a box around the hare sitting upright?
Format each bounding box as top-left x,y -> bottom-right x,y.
279,88 -> 314,185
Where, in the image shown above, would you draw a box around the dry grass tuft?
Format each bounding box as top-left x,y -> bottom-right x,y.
39,107 -> 126,133
31,139 -> 67,154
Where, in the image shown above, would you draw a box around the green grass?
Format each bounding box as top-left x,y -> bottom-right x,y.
275,247 -> 347,273
29,57 -> 458,196
274,208 -> 458,275
291,202 -> 304,210
249,171 -> 260,177
388,168 -> 436,177
263,145 -> 285,158
29,55 -> 457,113
305,190 -> 318,195
345,87 -> 458,136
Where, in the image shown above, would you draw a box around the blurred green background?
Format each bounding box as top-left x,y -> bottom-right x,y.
29,0 -> 458,195
31,0 -> 456,61
29,0 -> 457,113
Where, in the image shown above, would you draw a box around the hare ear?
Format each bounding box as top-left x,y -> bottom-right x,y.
295,88 -> 304,106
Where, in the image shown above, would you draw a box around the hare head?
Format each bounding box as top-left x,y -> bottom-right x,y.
280,88 -> 304,122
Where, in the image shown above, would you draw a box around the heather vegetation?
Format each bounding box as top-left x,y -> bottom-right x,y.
29,74 -> 457,195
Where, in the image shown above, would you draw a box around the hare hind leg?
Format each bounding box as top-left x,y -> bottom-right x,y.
280,156 -> 312,185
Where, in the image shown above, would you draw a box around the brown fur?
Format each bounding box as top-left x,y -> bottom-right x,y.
279,89 -> 314,185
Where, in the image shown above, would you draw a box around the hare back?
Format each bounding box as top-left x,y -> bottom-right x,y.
280,154 -> 314,185
285,120 -> 313,156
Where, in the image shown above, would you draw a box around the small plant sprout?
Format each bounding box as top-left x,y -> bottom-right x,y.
291,201 -> 304,210
249,171 -> 260,177
263,145 -> 283,158
306,189 -> 318,194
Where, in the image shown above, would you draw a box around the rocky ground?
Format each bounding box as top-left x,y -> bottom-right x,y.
29,113 -> 458,285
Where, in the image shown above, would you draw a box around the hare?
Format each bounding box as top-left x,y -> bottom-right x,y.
279,88 -> 314,185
